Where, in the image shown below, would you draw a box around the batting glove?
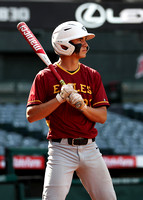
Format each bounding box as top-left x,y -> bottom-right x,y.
56,84 -> 76,103
67,92 -> 87,111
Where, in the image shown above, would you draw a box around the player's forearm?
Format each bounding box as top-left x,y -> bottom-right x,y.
82,106 -> 107,123
26,98 -> 61,123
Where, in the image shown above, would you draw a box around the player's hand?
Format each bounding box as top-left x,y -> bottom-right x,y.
67,92 -> 87,111
56,84 -> 75,103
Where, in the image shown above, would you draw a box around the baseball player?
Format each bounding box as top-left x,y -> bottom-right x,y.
26,21 -> 117,200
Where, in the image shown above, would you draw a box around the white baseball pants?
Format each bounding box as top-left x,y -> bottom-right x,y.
42,139 -> 117,200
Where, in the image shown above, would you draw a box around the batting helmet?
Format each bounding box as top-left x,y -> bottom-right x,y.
51,21 -> 95,56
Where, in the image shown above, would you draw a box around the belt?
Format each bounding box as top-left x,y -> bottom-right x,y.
51,138 -> 95,146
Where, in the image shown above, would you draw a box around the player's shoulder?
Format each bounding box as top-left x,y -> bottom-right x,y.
80,63 -> 101,77
36,67 -> 51,77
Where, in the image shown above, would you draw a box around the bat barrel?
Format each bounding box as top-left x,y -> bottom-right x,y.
17,22 -> 45,55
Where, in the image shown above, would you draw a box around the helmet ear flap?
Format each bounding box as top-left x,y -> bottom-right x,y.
61,45 -> 68,50
53,41 -> 75,56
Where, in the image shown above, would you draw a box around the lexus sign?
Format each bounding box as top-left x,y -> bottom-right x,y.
0,2 -> 143,30
75,2 -> 143,28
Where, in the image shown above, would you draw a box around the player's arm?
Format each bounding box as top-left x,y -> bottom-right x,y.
80,106 -> 107,124
27,98 -> 60,123
67,92 -> 107,123
27,84 -> 75,123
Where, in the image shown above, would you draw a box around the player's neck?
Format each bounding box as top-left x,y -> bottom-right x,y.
58,56 -> 79,71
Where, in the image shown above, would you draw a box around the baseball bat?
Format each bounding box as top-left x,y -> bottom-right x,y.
17,22 -> 81,108
17,22 -> 65,86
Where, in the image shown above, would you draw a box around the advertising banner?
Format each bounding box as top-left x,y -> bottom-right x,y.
1,155 -> 143,169
0,2 -> 143,30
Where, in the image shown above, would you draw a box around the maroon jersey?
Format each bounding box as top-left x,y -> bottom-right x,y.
27,63 -> 110,139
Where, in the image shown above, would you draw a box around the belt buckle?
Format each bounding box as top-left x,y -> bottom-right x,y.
71,138 -> 83,146
72,139 -> 75,146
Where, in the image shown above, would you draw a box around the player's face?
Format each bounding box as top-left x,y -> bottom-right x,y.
71,37 -> 89,58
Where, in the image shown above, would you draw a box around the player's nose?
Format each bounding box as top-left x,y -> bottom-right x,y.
82,40 -> 88,47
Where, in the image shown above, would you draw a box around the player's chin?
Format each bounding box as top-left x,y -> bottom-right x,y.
80,52 -> 87,58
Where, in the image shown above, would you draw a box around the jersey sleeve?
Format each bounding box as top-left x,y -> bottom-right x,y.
27,72 -> 46,107
92,71 -> 110,108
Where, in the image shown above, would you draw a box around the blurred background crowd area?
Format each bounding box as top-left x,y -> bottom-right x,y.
0,102 -> 143,156
0,0 -> 143,156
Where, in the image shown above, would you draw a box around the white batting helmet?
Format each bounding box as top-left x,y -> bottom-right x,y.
51,21 -> 95,56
